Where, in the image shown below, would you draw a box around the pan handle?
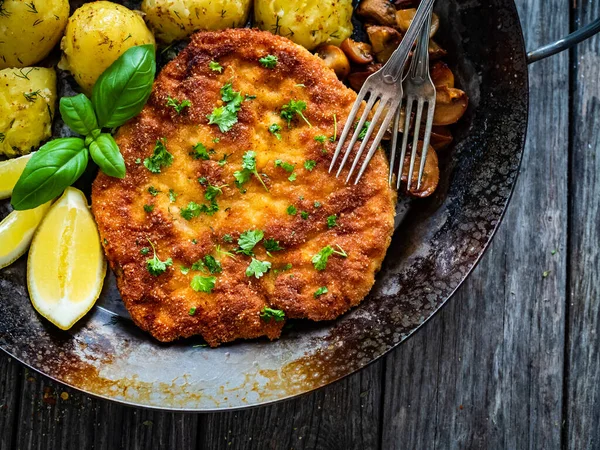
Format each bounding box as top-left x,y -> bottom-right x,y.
527,18 -> 600,64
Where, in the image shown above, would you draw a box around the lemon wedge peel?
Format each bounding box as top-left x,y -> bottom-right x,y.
0,201 -> 52,270
27,187 -> 106,330
0,153 -> 33,200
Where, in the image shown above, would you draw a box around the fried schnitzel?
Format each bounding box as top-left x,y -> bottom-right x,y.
91,29 -> 395,347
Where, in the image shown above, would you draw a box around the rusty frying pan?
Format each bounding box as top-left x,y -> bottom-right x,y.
0,0 -> 598,410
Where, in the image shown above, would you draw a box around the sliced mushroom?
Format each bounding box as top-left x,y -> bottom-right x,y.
428,39 -> 447,60
347,63 -> 382,91
315,45 -> 351,80
421,126 -> 453,151
396,9 -> 440,37
399,142 -> 439,198
434,86 -> 468,125
366,26 -> 403,63
357,0 -> 398,27
430,61 -> 454,88
341,38 -> 374,65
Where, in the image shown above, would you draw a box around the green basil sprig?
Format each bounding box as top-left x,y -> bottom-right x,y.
11,44 -> 156,211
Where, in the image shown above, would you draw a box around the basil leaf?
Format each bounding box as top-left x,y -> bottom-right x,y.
59,94 -> 98,136
88,134 -> 126,178
92,44 -> 156,129
11,138 -> 88,211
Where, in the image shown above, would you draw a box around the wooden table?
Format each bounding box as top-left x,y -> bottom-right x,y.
1,0 -> 599,448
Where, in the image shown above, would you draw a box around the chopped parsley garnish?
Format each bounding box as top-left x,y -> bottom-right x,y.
203,255 -> 222,274
260,306 -> 285,322
314,135 -> 327,143
300,211 -> 309,220
188,307 -> 197,316
209,61 -> 223,73
212,137 -> 220,143
218,153 -> 230,166
314,286 -> 328,298
207,82 -> 244,133
327,214 -> 338,228
148,186 -> 160,196
287,205 -> 297,215
146,240 -> 172,276
246,258 -> 272,278
304,160 -> 316,171
237,229 -> 264,256
259,54 -> 278,68
204,183 -> 225,201
190,275 -> 216,293
273,263 -> 293,275
234,150 -> 268,191
264,238 -> 283,252
144,138 -> 173,173
281,100 -> 311,128
288,172 -> 297,182
357,121 -> 371,140
140,247 -> 150,255
191,259 -> 205,271
274,159 -> 294,173
23,90 -> 40,103
180,201 -> 202,220
311,245 -> 347,271
169,189 -> 178,202
166,96 -> 191,114
269,123 -> 282,140
180,266 -> 190,275
143,204 -> 154,212
314,201 -> 321,208
198,177 -> 208,185
330,113 -> 338,142
135,158 -> 141,164
191,143 -> 210,160
223,234 -> 233,243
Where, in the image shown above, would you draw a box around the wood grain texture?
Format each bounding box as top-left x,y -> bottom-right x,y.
380,0 -> 570,448
197,362 -> 382,450
565,1 -> 600,449
0,354 -> 20,450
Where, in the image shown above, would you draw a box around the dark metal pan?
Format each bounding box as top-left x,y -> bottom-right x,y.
0,0 -> 598,411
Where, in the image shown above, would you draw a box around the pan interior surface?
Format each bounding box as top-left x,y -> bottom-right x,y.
0,0 -> 528,410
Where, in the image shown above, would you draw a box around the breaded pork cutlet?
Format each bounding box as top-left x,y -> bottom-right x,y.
91,28 -> 396,347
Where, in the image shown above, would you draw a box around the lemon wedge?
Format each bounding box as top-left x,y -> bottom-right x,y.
0,201 -> 52,270
0,153 -> 33,199
27,187 -> 106,330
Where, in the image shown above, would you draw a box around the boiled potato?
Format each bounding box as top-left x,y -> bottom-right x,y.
0,0 -> 69,69
141,0 -> 252,44
0,67 -> 57,157
254,0 -> 353,51
59,1 -> 155,94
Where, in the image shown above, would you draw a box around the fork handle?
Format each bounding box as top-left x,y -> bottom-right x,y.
381,0 -> 436,84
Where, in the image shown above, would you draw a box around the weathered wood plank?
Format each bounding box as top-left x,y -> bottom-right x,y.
198,362 -> 382,450
0,353 -> 21,450
565,1 -> 600,449
381,0 -> 570,448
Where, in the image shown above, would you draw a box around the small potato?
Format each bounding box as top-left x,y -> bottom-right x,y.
142,0 -> 252,44
254,0 -> 353,51
0,67 -> 57,157
59,1 -> 155,94
0,0 -> 69,69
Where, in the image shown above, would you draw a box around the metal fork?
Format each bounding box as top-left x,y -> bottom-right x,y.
329,0 -> 436,185
390,9 -> 436,191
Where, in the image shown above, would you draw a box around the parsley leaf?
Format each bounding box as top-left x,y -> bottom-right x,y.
246,258 -> 272,278
148,186 -> 160,196
260,306 -> 285,322
169,189 -> 178,202
180,266 -> 190,275
204,183 -> 225,201
180,201 -> 202,220
314,286 -> 328,298
143,204 -> 154,213
146,240 -> 172,276
287,205 -> 297,215
300,211 -> 309,220
274,159 -> 294,173
223,234 -> 233,243
314,201 -> 321,208
269,123 -> 282,140
264,238 -> 283,252
314,135 -> 327,143
166,96 -> 191,114
357,121 -> 371,140
288,172 -> 297,182
190,275 -> 216,293
218,153 -> 230,166
259,54 -> 278,68
144,138 -> 173,173
311,245 -> 347,271
140,247 -> 150,255
234,150 -> 268,191
304,160 -> 316,171
203,255 -> 222,274
188,307 -> 197,315
327,214 -> 338,228
191,143 -> 210,160
207,83 -> 244,133
281,99 -> 311,128
209,61 -> 223,73
237,229 -> 264,255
